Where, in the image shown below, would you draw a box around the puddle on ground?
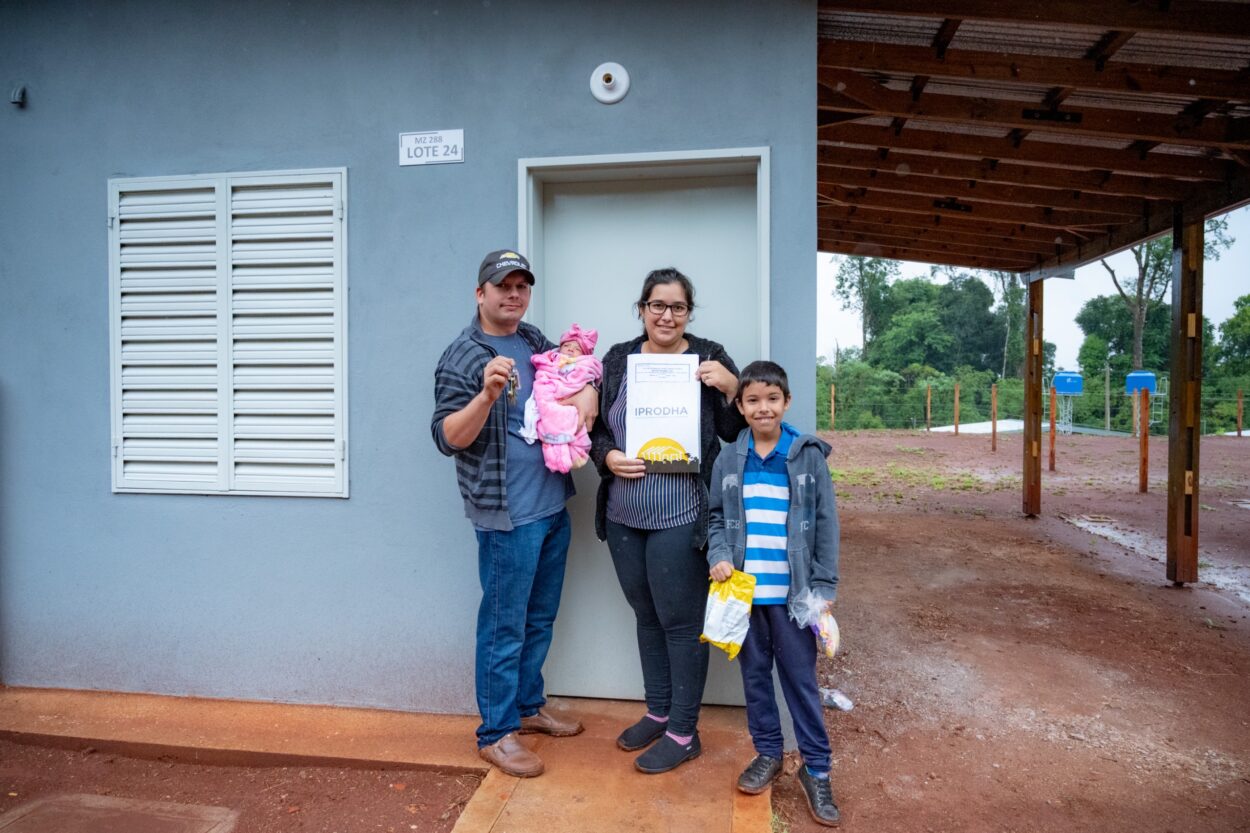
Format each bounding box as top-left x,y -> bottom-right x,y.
1064,514 -> 1250,606
1232,498 -> 1250,511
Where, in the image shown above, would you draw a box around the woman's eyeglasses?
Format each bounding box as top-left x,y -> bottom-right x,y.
644,301 -> 690,318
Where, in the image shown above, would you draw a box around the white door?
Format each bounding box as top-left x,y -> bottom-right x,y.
528,172 -> 761,704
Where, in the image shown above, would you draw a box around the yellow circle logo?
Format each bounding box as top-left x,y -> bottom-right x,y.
638,437 -> 690,463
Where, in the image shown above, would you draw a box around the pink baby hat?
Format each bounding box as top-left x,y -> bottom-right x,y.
560,323 -> 598,355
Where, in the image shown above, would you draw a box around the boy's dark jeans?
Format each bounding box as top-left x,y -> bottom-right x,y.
739,604 -> 832,771
606,520 -> 709,737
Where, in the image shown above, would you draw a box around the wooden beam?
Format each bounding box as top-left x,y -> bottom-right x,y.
819,122 -> 1234,181
1031,169 -> 1250,270
820,183 -> 1131,229
1167,208 -> 1202,584
819,73 -> 1250,151
1023,279 -> 1043,515
819,239 -> 1031,271
818,232 -> 1040,266
816,0 -> 1250,39
818,144 -> 1195,201
818,203 -> 1084,245
817,40 -> 1250,102
818,218 -> 1063,254
818,163 -> 1151,216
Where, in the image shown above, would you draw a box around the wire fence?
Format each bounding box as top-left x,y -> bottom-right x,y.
820,376 -> 1248,436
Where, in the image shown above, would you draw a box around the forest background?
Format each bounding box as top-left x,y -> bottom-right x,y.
815,207 -> 1250,435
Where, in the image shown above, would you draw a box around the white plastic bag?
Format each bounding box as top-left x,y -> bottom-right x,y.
700,570 -> 756,659
792,587 -> 840,658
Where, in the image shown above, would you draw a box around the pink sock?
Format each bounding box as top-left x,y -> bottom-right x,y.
665,730 -> 693,745
646,713 -> 668,723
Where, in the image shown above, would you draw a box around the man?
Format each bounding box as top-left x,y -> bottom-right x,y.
431,249 -> 596,777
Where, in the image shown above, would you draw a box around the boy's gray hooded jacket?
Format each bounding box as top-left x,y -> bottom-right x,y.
707,424 -> 840,620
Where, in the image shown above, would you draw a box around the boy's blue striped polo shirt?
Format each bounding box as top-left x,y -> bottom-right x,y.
742,424 -> 795,604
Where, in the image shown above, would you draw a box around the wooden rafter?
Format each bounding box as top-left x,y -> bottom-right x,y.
817,144 -> 1195,201
818,239 -> 1033,271
817,204 -> 1084,246
818,122 -> 1233,180
817,41 -> 1250,102
817,223 -> 1058,257
819,71 -> 1250,151
817,0 -> 1250,39
820,183 -> 1134,229
818,218 -> 1063,254
819,234 -> 1039,267
818,164 -> 1152,216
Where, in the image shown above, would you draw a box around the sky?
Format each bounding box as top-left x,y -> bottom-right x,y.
817,205 -> 1250,372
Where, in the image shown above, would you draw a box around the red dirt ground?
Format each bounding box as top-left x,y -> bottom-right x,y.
0,738 -> 480,833
771,430 -> 1250,833
2,431 -> 1246,833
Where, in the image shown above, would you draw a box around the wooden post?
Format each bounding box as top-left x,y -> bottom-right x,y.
1139,388 -> 1150,493
829,383 -> 836,432
1104,364 -> 1111,431
1167,209 -> 1201,585
954,382 -> 960,436
1238,389 -> 1243,438
926,384 -> 931,431
991,383 -> 998,452
1131,391 -> 1139,438
1023,279 -> 1043,516
1049,385 -> 1057,472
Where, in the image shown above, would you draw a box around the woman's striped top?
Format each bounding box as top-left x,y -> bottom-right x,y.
605,375 -> 700,530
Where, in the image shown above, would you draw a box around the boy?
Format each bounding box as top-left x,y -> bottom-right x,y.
707,360 -> 841,827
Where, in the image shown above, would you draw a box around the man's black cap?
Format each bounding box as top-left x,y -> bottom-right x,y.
478,250 -> 535,287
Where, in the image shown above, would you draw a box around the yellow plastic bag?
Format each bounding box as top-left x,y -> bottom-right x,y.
700,570 -> 756,660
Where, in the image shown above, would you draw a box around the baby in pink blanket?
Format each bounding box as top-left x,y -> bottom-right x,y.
521,324 -> 603,473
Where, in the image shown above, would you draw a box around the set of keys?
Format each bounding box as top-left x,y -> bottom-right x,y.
505,367 -> 521,405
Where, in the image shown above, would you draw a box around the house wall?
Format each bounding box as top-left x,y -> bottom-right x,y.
0,0 -> 816,712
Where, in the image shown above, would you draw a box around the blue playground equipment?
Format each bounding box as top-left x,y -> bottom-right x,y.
1046,372 -> 1083,434
1125,371 -> 1157,396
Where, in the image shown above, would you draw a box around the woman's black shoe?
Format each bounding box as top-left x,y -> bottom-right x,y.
736,754 -> 782,794
634,733 -> 701,773
798,766 -> 841,827
616,716 -> 668,751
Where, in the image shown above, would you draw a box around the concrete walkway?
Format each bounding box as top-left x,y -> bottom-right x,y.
0,687 -> 768,833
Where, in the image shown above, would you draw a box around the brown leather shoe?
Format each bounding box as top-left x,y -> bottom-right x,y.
479,733 -> 544,777
519,707 -> 584,737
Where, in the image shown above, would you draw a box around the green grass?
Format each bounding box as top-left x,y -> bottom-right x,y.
831,463 -> 989,492
771,810 -> 791,833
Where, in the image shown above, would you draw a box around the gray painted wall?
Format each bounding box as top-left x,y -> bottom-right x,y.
0,0 -> 816,712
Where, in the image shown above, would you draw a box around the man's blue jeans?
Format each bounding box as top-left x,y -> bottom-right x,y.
474,508 -> 571,748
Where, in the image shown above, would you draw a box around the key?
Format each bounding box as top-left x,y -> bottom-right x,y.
506,368 -> 520,405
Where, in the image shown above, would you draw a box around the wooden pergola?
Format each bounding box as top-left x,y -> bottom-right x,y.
817,1 -> 1250,584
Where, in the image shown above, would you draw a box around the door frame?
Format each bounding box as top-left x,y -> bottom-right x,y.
517,147 -> 771,359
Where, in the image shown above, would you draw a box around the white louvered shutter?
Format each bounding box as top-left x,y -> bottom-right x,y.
109,169 -> 348,497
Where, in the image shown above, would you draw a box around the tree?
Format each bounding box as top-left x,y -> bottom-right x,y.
873,306 -> 955,370
991,271 -> 1026,379
1075,295 -> 1171,372
1099,217 -> 1233,369
832,255 -> 899,363
1219,294 -> 1250,376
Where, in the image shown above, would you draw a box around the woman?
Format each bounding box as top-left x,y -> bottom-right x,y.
590,267 -> 745,774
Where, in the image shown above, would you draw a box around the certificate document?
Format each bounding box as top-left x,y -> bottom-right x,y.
625,353 -> 701,473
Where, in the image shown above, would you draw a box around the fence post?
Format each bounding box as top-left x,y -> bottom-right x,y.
1239,389 -> 1243,438
926,384 -> 931,432
1048,385 -> 1057,472
1104,364 -> 1111,431
829,383 -> 835,432
1139,387 -> 1149,493
991,383 -> 998,453
954,382 -> 960,436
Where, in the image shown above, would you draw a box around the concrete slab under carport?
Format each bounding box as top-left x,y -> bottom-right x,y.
0,687 -> 767,833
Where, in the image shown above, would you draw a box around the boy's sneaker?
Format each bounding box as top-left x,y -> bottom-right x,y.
634,732 -> 701,774
798,766 -> 841,827
736,754 -> 782,794
616,715 -> 667,751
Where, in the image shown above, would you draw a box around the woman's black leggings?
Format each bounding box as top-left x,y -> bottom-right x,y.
605,520 -> 709,737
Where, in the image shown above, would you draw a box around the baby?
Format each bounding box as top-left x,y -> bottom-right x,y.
521,324 -> 604,473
